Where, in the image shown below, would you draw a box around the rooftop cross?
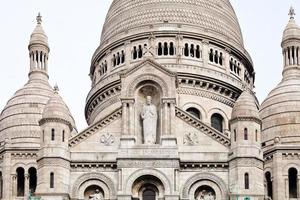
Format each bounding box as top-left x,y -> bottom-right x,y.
36,12 -> 42,24
289,6 -> 296,19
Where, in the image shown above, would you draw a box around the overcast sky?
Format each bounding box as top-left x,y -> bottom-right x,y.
0,0 -> 299,131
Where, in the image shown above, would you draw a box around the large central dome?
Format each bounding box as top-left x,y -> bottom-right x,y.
100,0 -> 244,47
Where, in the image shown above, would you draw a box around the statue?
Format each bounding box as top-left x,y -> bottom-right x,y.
197,190 -> 215,200
89,189 -> 103,200
141,96 -> 157,144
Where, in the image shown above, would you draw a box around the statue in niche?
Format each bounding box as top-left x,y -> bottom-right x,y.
141,96 -> 157,144
197,190 -> 215,200
89,189 -> 103,200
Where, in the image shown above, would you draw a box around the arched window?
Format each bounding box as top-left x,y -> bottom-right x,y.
190,44 -> 195,57
209,49 -> 214,62
289,168 -> 298,198
28,167 -> 37,194
214,50 -> 218,64
51,129 -> 55,141
113,55 -> 116,67
184,43 -> 189,57
62,130 -> 65,142
133,46 -> 138,59
265,172 -> 273,199
0,171 -> 3,199
169,42 -> 175,55
219,52 -> 223,66
230,58 -> 234,71
186,107 -> 201,119
16,167 -> 25,196
244,173 -> 249,189
158,43 -> 163,56
234,129 -> 237,142
196,45 -> 201,58
116,52 -> 120,65
244,128 -> 248,140
138,45 -> 143,58
121,50 -> 125,63
143,189 -> 156,200
50,172 -> 54,188
211,113 -> 224,133
255,130 -> 258,142
163,42 -> 168,55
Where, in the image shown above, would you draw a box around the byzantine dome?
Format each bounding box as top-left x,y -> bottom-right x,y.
231,89 -> 259,120
0,79 -> 53,147
86,0 -> 255,125
42,87 -> 75,125
100,0 -> 244,48
260,14 -> 300,146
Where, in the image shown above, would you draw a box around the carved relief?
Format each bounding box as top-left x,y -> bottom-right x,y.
100,133 -> 115,146
183,133 -> 199,145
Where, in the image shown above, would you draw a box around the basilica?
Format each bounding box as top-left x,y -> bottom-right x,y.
0,0 -> 300,200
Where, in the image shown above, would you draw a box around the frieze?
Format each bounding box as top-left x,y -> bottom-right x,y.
11,152 -> 37,160
118,147 -> 178,159
282,152 -> 300,160
118,160 -> 179,168
229,158 -> 263,169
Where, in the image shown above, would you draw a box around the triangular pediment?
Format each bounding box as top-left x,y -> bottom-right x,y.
120,58 -> 177,78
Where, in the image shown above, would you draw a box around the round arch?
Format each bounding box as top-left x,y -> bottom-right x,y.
282,163 -> 300,176
181,173 -> 228,200
127,74 -> 169,97
182,102 -> 207,120
124,168 -> 172,195
71,173 -> 116,200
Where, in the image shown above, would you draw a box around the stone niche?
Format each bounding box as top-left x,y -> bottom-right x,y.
119,59 -> 177,146
135,81 -> 162,144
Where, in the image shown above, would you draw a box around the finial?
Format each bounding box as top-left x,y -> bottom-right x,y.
54,84 -> 59,94
36,12 -> 42,24
289,6 -> 296,19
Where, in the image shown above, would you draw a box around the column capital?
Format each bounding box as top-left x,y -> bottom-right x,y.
161,97 -> 176,104
121,98 -> 135,104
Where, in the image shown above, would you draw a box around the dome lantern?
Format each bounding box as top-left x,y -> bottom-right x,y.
28,13 -> 50,81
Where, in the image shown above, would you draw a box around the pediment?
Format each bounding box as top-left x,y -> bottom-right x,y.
120,59 -> 177,78
120,59 -> 177,98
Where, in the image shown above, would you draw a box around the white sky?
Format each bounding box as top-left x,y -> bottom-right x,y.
0,0 -> 299,131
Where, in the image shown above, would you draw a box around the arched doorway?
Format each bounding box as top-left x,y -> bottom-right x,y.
84,185 -> 104,200
132,175 -> 164,200
28,167 -> 37,194
194,185 -> 216,200
16,167 -> 25,197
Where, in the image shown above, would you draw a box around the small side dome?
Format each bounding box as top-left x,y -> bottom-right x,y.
41,86 -> 74,127
29,13 -> 49,48
231,89 -> 260,120
282,7 -> 300,43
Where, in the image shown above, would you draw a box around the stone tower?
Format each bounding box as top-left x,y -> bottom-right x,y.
260,7 -> 300,200
229,89 -> 264,199
36,86 -> 74,200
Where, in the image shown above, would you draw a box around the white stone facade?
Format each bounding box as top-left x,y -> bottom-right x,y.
0,1 -> 299,200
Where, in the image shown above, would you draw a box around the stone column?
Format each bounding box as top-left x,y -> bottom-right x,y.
290,47 -> 293,65
161,98 -> 177,146
285,49 -> 289,66
125,41 -> 131,66
128,99 -> 135,135
121,101 -> 128,135
224,48 -> 231,73
106,50 -> 112,73
12,174 -> 17,198
202,40 -> 209,67
294,46 -> 297,65
24,173 -> 29,198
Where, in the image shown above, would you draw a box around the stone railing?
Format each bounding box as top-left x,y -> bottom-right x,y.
175,107 -> 231,147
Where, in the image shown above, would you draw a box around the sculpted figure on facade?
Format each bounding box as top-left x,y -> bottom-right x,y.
89,189 -> 103,200
141,96 -> 157,144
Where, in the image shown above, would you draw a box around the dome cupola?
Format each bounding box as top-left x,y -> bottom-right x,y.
231,88 -> 260,121
40,85 -> 74,129
260,7 -> 300,146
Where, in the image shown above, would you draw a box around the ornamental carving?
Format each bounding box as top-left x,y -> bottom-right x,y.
183,133 -> 199,146
100,133 -> 115,146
